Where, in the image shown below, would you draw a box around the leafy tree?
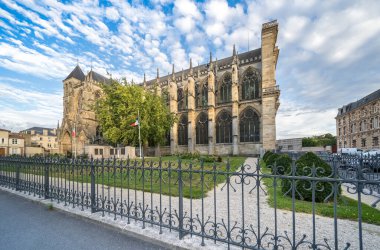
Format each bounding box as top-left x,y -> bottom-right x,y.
302,133 -> 336,147
95,80 -> 175,147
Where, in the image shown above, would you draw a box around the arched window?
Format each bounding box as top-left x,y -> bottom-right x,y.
239,108 -> 260,142
196,82 -> 208,108
162,89 -> 169,106
196,112 -> 208,144
216,110 -> 232,143
219,73 -> 232,104
178,114 -> 188,145
178,88 -> 187,111
241,68 -> 260,100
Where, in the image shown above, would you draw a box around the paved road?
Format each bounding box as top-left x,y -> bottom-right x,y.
0,190 -> 168,250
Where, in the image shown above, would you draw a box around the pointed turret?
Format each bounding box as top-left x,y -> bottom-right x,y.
208,52 -> 213,71
171,64 -> 175,81
189,58 -> 193,77
232,44 -> 238,65
64,65 -> 85,81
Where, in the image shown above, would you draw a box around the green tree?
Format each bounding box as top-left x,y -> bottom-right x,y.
302,133 -> 337,147
95,80 -> 175,147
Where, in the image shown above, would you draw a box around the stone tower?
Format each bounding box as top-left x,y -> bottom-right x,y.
261,20 -> 280,151
59,65 -> 109,156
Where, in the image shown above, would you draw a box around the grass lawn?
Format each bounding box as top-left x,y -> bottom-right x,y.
260,161 -> 380,225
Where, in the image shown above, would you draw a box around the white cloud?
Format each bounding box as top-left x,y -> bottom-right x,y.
105,7 -> 120,21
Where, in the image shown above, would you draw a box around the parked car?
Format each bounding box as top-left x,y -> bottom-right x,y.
339,148 -> 363,155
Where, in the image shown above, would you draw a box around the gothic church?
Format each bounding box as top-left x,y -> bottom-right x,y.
58,20 -> 280,156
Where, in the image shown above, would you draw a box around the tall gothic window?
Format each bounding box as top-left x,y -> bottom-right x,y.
162,89 -> 169,106
239,108 -> 260,142
196,82 -> 208,108
219,73 -> 232,104
196,112 -> 208,144
216,110 -> 232,143
178,88 -> 187,111
164,131 -> 170,146
241,68 -> 260,100
178,114 -> 188,145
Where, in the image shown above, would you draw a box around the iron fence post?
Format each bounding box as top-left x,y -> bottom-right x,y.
90,160 -> 96,213
178,159 -> 184,240
44,158 -> 49,199
15,162 -> 20,191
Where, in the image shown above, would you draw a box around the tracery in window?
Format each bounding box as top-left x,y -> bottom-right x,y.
239,108 -> 260,142
196,112 -> 208,144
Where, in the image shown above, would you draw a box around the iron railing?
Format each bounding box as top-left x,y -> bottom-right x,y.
0,156 -> 379,249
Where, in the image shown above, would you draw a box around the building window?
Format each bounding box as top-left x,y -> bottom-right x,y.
338,128 -> 341,136
99,149 -> 103,155
216,110 -> 232,143
1,138 -> 4,144
121,148 -> 125,155
95,149 -> 98,155
373,137 -> 379,147
110,149 -> 114,155
218,73 -> 232,104
343,126 -> 346,135
12,139 -> 17,144
196,112 -> 208,145
241,68 -> 260,100
352,140 -> 356,147
162,90 -> 170,106
361,138 -> 366,147
195,82 -> 208,108
40,137 -> 43,141
177,88 -> 187,111
351,124 -> 355,133
373,117 -> 379,129
178,114 -> 188,145
240,108 -> 260,142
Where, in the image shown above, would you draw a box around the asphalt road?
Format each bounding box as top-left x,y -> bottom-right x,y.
0,190 -> 168,250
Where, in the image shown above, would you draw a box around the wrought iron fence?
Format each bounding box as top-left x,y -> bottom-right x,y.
0,156 -> 379,249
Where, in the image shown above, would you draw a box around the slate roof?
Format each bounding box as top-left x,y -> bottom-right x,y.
337,88 -> 380,116
144,48 -> 262,86
21,127 -> 56,136
64,65 -> 85,81
87,70 -> 111,85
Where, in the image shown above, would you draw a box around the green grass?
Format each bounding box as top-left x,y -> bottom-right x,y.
80,156 -> 246,199
260,161 -> 380,225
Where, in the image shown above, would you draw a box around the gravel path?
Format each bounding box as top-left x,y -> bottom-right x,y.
2,157 -> 380,249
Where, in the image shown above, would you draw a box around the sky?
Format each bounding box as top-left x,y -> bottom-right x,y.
0,0 -> 379,139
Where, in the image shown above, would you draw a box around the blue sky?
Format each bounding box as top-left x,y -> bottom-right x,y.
0,0 -> 379,139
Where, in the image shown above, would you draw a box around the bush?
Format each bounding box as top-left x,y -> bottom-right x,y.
272,154 -> 292,175
266,153 -> 280,167
263,151 -> 274,163
281,152 -> 339,202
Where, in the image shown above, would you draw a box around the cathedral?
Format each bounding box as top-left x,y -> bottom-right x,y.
58,20 -> 280,156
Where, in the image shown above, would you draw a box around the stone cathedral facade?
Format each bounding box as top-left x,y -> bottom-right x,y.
144,20 -> 280,156
58,20 -> 280,156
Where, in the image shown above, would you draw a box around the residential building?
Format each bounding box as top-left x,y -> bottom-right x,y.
21,127 -> 59,154
0,128 -> 10,156
336,88 -> 380,151
8,133 -> 24,155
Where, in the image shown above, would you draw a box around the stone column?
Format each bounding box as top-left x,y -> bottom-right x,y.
261,20 -> 280,151
231,45 -> 239,155
207,54 -> 216,155
187,59 -> 195,153
169,65 -> 178,154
